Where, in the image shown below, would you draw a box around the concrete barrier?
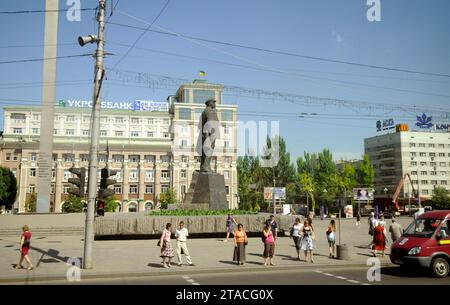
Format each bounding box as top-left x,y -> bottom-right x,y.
95,212 -> 301,238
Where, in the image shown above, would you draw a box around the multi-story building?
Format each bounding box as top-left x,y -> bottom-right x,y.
365,125 -> 450,201
0,79 -> 238,213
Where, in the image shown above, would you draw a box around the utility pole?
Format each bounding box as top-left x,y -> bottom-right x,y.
272,166 -> 276,214
80,0 -> 106,269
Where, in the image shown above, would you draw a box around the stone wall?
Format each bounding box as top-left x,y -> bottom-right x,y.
95,212 -> 301,238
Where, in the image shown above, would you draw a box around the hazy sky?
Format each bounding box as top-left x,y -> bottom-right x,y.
1,0 -> 449,162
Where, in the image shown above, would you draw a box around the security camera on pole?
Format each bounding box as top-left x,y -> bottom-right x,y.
78,0 -> 106,269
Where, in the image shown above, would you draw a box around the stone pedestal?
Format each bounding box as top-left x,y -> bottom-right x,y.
182,171 -> 228,210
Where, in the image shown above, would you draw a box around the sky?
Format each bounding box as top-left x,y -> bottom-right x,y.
0,0 -> 449,163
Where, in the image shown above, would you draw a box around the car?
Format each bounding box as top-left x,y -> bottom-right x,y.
390,210 -> 450,278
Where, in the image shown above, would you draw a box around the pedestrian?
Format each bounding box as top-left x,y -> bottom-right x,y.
368,212 -> 378,248
15,225 -> 33,270
356,211 -> 361,226
389,218 -> 403,243
159,222 -> 174,268
265,215 -> 278,240
290,217 -> 304,260
175,221 -> 194,267
233,224 -> 248,265
224,213 -> 237,242
262,223 -> 276,266
326,220 -> 336,258
378,215 -> 386,228
372,223 -> 386,257
300,218 -> 315,263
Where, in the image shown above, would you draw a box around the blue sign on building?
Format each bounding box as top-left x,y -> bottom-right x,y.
416,113 -> 433,129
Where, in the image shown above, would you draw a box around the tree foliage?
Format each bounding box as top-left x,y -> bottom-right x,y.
61,194 -> 84,213
25,192 -> 37,213
432,186 -> 450,209
159,187 -> 177,209
358,154 -> 374,187
0,166 -> 17,210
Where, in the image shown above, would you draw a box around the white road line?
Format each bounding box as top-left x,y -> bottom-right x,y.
192,283 -> 200,285
335,276 -> 348,280
186,279 -> 195,283
316,270 -> 367,285
182,276 -> 190,279
182,276 -> 200,286
323,273 -> 334,277
347,280 -> 360,284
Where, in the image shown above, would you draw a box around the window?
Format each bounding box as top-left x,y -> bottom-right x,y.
409,143 -> 416,147
129,155 -> 139,163
181,169 -> 187,179
30,168 -> 36,177
410,152 -> 417,157
225,185 -> 230,195
129,185 -> 138,194
195,156 -> 201,163
429,153 -> 436,157
410,160 -> 417,166
83,116 -> 90,123
54,129 -> 58,135
115,131 -> 123,137
32,114 -> 39,121
181,155 -> 188,163
145,170 -> 154,181
224,140 -> 230,148
439,144 -> 445,148
131,131 -> 140,137
421,171 -> 427,175
441,171 -> 447,176
161,185 -> 169,193
144,155 -> 155,163
51,169 -> 55,178
192,89 -> 214,104
100,130 -> 107,136
441,181 -> 448,185
82,130 -> 90,136
66,129 -> 75,136
422,190 -> 429,195
181,139 -> 188,147
115,117 -> 124,123
161,170 -> 169,179
51,184 -> 55,194
114,185 -> 122,193
411,171 -> 418,175
63,154 -> 74,162
161,155 -> 170,163
429,143 -> 435,148
66,115 -> 75,122
420,152 -> 426,157
98,154 -> 107,163
100,116 -> 107,123
412,180 -> 418,185
63,185 -> 70,194
419,143 -> 426,147
420,162 -> 427,166
431,171 -> 437,176
5,153 -> 11,161
440,162 -> 447,167
147,119 -> 154,125
179,108 -> 191,120
129,169 -> 138,181
224,170 -> 230,179
221,110 -> 233,121
113,155 -> 123,163
145,185 -> 153,194
30,153 -> 37,161
431,180 -> 438,185
163,119 -> 170,125
32,128 -> 39,135
163,132 -> 170,138
28,185 -> 36,193
224,127 -> 230,135
224,156 -> 232,164
147,131 -> 154,138
439,153 -> 446,157
63,170 -> 71,181
131,117 -> 140,124
421,180 -> 429,185
431,162 -> 437,167
13,128 -> 23,134
13,154 -> 18,161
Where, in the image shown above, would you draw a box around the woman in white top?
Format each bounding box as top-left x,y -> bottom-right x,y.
290,218 -> 304,261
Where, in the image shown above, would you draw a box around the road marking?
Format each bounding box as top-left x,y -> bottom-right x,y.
323,273 -> 334,277
347,280 -> 360,284
182,276 -> 200,286
335,276 -> 347,280
316,271 -> 368,285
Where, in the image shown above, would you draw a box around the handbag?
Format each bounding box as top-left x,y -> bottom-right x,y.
22,239 -> 30,248
157,240 -> 161,247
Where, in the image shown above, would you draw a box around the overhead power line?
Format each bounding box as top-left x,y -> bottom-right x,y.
0,8 -> 97,14
106,21 -> 450,79
0,54 -> 93,65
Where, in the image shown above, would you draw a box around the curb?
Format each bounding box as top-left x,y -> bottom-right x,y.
0,261 -> 395,284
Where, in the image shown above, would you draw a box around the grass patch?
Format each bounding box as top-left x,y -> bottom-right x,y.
147,209 -> 258,216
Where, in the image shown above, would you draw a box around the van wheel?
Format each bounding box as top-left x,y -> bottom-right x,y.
431,258 -> 449,278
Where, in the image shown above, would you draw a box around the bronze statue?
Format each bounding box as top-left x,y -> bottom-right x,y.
199,99 -> 219,172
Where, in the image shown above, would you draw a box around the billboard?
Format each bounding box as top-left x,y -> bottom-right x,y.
353,188 -> 374,201
264,187 -> 286,200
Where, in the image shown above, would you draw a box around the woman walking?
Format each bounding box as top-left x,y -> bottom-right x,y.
233,224 -> 248,265
262,223 -> 276,266
159,223 -> 174,268
372,223 -> 386,257
326,220 -> 336,258
291,218 -> 304,260
300,219 -> 315,263
224,213 -> 237,242
15,225 -> 33,270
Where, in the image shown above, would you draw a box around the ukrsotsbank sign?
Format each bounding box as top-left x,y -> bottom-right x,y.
58,99 -> 169,112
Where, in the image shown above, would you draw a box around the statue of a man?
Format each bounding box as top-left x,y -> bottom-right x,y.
199,99 -> 220,172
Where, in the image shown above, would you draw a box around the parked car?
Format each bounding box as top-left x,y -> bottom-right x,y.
390,210 -> 450,278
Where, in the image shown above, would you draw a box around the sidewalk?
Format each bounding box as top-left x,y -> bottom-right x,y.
0,217 -> 412,284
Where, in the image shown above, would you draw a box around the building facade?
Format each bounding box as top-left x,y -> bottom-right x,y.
365,126 -> 450,201
0,80 -> 238,213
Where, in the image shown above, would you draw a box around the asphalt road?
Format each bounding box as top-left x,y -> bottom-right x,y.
25,265 -> 450,285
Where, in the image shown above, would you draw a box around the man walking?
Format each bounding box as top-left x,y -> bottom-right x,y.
175,221 -> 194,266
389,218 -> 403,243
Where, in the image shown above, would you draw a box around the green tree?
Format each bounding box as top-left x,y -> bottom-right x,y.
61,194 -> 84,213
431,186 -> 450,209
0,166 -> 18,210
159,187 -> 177,209
105,197 -> 119,212
299,172 -> 316,210
315,149 -> 337,206
358,154 -> 374,187
25,192 -> 37,213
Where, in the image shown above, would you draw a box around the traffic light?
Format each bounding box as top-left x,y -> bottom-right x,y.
97,199 -> 105,216
99,167 -> 117,199
68,167 -> 86,198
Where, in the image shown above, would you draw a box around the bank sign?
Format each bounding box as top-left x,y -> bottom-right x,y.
416,113 -> 450,130
58,99 -> 169,112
